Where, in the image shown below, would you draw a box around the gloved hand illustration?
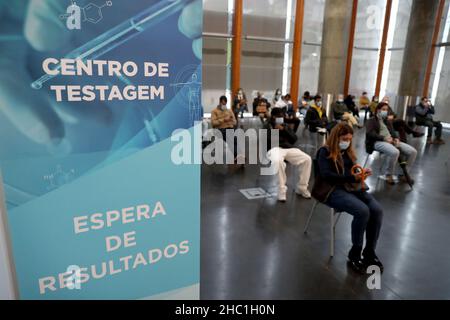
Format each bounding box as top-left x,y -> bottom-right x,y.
0,0 -> 201,152
178,0 -> 202,60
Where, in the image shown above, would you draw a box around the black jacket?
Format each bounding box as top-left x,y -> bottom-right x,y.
344,96 -> 357,113
317,147 -> 358,185
365,116 -> 398,154
312,147 -> 358,202
415,103 -> 435,123
264,120 -> 298,150
305,107 -> 328,132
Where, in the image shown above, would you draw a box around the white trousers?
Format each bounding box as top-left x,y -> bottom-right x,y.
267,147 -> 312,195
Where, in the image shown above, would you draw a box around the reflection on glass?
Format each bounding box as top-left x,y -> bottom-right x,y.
299,0 -> 325,97
349,0 -> 387,97
241,0 -> 294,104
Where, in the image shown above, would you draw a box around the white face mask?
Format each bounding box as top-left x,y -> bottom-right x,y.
339,141 -> 350,150
317,101 -> 322,107
275,117 -> 284,125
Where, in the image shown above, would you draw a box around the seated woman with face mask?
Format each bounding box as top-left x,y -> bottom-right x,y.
366,102 -> 418,185
312,123 -> 384,273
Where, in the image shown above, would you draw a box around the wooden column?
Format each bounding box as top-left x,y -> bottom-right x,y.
374,0 -> 393,97
290,0 -> 305,111
231,0 -> 243,96
344,0 -> 358,96
423,0 -> 446,97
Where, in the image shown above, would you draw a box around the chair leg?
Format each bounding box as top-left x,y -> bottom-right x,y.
330,208 -> 335,257
363,154 -> 370,168
303,200 -> 318,234
375,153 -> 385,190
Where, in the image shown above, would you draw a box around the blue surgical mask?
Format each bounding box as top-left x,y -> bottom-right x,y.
339,141 -> 350,150
379,110 -> 388,119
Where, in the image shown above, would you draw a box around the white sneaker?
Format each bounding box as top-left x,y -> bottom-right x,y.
296,189 -> 311,199
278,192 -> 287,202
317,128 -> 327,134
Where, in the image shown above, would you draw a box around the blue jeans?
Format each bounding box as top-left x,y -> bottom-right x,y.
374,141 -> 417,175
326,188 -> 383,251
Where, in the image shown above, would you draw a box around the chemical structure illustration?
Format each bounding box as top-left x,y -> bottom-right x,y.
44,165 -> 76,191
60,0 -> 113,25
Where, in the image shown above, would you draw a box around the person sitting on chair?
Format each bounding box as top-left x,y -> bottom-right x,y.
344,94 -> 359,118
255,99 -> 270,122
305,95 -> 328,134
265,108 -> 312,202
233,88 -> 248,119
274,94 -> 300,133
211,96 -> 243,166
312,123 -> 384,273
366,102 -> 417,185
415,97 -> 445,145
359,91 -> 371,122
380,96 -> 424,143
369,96 -> 379,118
332,94 -> 362,128
252,91 -> 271,116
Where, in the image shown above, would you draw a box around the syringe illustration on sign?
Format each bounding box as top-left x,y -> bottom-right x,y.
60,0 -> 113,30
32,0 -> 195,146
171,72 -> 202,126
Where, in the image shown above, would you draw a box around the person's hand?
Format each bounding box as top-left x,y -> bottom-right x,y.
364,168 -> 373,178
275,124 -> 284,130
178,0 -> 202,59
1,0 -> 202,151
388,115 -> 395,121
0,0 -> 69,147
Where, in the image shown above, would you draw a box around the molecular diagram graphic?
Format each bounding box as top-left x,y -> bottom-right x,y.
44,165 -> 76,191
60,0 -> 113,24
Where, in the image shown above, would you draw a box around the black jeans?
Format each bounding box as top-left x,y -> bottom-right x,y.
393,119 -> 415,143
417,119 -> 442,139
326,188 -> 383,252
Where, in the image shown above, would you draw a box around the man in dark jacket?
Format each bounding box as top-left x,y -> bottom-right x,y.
415,97 -> 445,145
366,102 -> 417,185
264,108 -> 312,202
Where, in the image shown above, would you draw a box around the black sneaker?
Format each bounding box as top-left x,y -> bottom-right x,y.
399,174 -> 415,185
347,246 -> 366,274
347,257 -> 367,274
362,251 -> 384,273
412,131 -> 425,138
